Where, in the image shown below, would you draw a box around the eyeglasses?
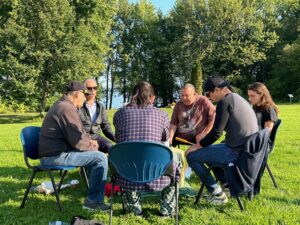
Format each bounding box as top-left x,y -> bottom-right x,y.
87,86 -> 97,91
204,92 -> 211,98
205,89 -> 215,98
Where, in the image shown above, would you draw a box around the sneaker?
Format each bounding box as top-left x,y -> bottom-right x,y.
158,212 -> 175,218
207,192 -> 228,205
82,199 -> 110,212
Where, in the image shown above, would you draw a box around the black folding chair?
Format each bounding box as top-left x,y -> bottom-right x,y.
194,129 -> 270,211
266,119 -> 282,188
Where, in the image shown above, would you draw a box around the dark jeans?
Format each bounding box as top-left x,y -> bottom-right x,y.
93,134 -> 113,153
41,151 -> 108,203
186,143 -> 238,193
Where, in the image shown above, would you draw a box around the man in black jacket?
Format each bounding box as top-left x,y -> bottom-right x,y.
79,79 -> 115,153
186,76 -> 258,205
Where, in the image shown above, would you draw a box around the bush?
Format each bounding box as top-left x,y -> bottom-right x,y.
0,97 -> 31,113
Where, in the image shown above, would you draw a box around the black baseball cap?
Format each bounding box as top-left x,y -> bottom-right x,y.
204,76 -> 230,93
66,81 -> 87,92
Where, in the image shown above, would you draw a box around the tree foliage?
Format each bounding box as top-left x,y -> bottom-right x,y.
1,0 -> 300,112
0,0 -> 115,113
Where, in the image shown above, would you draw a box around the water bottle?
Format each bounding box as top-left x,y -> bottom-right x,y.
185,166 -> 192,179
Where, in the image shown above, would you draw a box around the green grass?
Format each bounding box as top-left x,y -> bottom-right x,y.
0,105 -> 299,225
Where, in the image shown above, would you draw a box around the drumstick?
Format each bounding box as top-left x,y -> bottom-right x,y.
175,137 -> 194,145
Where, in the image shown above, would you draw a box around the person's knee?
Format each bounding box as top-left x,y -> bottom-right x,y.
186,153 -> 194,164
94,151 -> 108,167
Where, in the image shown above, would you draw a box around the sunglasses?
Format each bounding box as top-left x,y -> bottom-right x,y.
87,86 -> 97,91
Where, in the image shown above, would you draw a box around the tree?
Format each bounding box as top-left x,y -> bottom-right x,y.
0,0 -> 116,114
191,58 -> 203,95
170,0 -> 279,89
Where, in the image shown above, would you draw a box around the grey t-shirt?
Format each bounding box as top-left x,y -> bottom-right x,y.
200,93 -> 258,151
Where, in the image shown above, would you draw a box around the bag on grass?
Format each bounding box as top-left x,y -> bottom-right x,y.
70,215 -> 105,225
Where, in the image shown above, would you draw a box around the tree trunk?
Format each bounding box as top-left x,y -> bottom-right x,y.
109,75 -> 115,109
39,90 -> 48,118
122,76 -> 126,104
105,58 -> 112,109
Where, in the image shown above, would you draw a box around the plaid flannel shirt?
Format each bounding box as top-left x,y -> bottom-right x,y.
113,105 -> 179,191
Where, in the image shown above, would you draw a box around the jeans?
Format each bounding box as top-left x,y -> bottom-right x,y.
186,143 -> 238,193
41,151 -> 108,203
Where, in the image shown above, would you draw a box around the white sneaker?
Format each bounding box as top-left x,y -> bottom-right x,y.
208,192 -> 228,205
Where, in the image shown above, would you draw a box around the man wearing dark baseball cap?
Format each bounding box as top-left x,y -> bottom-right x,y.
66,80 -> 87,92
38,80 -> 110,211
204,76 -> 230,97
185,76 -> 258,205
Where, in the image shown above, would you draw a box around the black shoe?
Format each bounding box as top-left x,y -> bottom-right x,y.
82,199 -> 110,212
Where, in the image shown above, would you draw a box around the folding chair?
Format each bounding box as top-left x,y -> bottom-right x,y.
266,119 -> 282,188
194,129 -> 270,211
20,126 -> 87,210
108,142 -> 179,225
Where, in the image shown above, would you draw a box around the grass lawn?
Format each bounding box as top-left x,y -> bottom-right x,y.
0,104 -> 299,225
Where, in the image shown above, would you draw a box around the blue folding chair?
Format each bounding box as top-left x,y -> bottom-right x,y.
20,126 -> 86,210
108,141 -> 179,225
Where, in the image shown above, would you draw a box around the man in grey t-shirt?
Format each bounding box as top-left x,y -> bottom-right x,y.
185,76 -> 258,205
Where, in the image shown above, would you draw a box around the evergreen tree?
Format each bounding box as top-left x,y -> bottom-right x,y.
191,58 -> 203,95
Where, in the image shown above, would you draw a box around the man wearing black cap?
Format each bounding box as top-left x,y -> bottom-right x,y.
185,76 -> 258,204
38,80 -> 110,211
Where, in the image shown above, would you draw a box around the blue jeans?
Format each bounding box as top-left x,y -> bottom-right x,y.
41,151 -> 108,203
186,143 -> 238,193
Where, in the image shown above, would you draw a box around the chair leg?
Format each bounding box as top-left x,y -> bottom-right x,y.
20,170 -> 37,209
57,170 -> 68,193
248,191 -> 253,201
80,167 -> 89,189
266,163 -> 278,188
121,187 -> 125,213
195,183 -> 205,205
175,181 -> 179,225
236,196 -> 244,211
109,181 -> 115,225
48,171 -> 62,211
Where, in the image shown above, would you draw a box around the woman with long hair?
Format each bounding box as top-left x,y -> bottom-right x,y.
248,82 -> 279,133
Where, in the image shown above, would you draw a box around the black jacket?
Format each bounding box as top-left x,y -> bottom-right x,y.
79,101 -> 115,141
226,129 -> 269,197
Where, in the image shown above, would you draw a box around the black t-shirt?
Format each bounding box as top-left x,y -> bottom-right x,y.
200,93 -> 258,150
254,106 -> 278,130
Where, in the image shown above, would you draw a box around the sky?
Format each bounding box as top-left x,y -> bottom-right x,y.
128,0 -> 176,15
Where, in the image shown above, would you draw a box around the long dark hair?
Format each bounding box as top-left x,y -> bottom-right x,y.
248,82 -> 279,114
129,81 -> 155,107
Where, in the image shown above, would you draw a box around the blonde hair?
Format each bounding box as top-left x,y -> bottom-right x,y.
248,82 -> 279,114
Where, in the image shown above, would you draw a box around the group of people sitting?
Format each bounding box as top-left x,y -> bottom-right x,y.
37,76 -> 278,217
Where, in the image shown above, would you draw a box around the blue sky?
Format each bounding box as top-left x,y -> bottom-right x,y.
128,0 -> 176,15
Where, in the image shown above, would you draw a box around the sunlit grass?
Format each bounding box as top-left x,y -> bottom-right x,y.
0,105 -> 299,224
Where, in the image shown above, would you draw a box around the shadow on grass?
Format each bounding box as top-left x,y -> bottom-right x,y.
0,114 -> 42,124
266,196 -> 300,206
0,166 -> 88,205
